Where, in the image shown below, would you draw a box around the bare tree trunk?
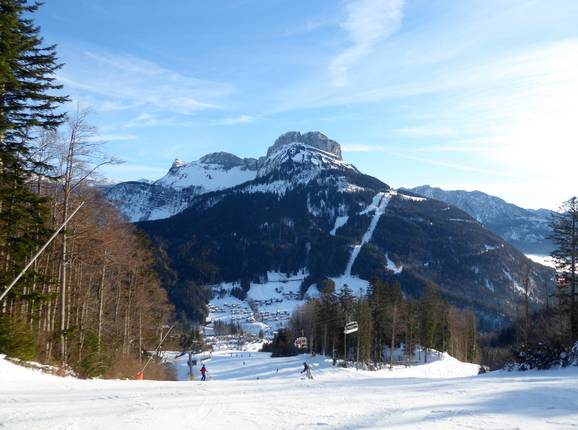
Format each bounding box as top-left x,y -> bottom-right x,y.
389,304 -> 397,369
123,275 -> 134,358
138,308 -> 143,363
524,274 -> 529,346
97,257 -> 107,352
59,132 -> 74,363
570,212 -> 578,342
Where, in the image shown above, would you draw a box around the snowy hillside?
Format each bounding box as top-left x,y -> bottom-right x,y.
526,254 -> 556,268
155,153 -> 258,189
105,152 -> 260,221
2,352 -> 578,429
167,348 -> 481,381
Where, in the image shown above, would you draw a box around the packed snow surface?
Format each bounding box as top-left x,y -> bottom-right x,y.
330,215 -> 349,236
344,191 -> 392,278
385,253 -> 403,274
526,254 -> 556,268
2,352 -> 578,429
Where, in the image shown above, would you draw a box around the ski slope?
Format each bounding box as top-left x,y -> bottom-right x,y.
331,191 -> 393,294
167,347 -> 480,381
2,352 -> 578,430
344,191 -> 392,277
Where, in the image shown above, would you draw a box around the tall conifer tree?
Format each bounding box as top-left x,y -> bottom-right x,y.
550,197 -> 578,343
0,0 -> 68,310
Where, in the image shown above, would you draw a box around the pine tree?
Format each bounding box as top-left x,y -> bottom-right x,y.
315,287 -> 341,359
403,298 -> 419,364
369,277 -> 388,361
420,284 -> 440,362
354,296 -> 372,363
0,0 -> 68,301
549,197 -> 578,343
0,1 -> 68,144
387,282 -> 403,368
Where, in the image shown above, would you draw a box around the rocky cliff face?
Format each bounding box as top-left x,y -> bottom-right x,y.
198,152 -> 263,170
266,131 -> 342,159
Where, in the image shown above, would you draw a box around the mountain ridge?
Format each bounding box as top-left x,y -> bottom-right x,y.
130,132 -> 553,328
105,131 -> 342,222
405,185 -> 554,255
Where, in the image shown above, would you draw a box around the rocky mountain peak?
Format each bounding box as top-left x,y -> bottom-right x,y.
199,152 -> 243,168
170,159 -> 187,170
267,131 -> 342,159
199,152 -> 262,171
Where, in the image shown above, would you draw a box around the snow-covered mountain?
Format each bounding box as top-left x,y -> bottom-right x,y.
105,131 -> 349,222
406,185 -> 554,255
132,131 -> 553,329
157,153 -> 260,189
105,152 -> 262,221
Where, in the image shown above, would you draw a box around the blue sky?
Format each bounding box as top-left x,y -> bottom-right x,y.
36,0 -> 578,209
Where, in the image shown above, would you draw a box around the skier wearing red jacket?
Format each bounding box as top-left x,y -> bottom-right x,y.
200,364 -> 207,381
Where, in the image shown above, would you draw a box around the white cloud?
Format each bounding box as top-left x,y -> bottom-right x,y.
121,113 -> 196,129
217,114 -> 256,125
433,40 -> 578,188
85,133 -> 137,142
330,0 -> 404,86
326,39 -> 578,206
396,153 -> 519,179
120,112 -> 259,129
58,51 -> 233,115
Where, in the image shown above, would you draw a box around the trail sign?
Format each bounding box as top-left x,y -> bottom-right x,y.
344,321 -> 359,334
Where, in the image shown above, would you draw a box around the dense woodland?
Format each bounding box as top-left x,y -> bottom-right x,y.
0,1 -> 173,377
266,279 -> 478,365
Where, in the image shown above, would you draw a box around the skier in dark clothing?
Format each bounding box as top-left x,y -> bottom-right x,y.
301,362 -> 313,379
200,364 -> 207,381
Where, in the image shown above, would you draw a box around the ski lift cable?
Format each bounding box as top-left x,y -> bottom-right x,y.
0,202 -> 85,303
139,324 -> 175,374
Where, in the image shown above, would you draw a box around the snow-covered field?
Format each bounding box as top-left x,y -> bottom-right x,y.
2,351 -> 578,430
526,254 -> 556,268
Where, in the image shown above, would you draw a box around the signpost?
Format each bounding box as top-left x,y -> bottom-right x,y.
343,321 -> 358,368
